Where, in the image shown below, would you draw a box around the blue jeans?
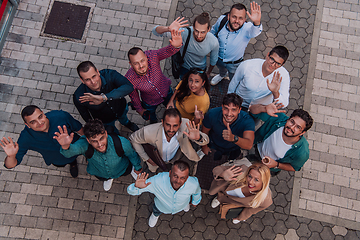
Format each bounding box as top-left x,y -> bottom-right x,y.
152,203 -> 163,217
141,87 -> 174,122
216,58 -> 241,80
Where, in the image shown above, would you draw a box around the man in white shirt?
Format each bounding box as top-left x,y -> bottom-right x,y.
129,108 -> 209,175
227,46 -> 290,110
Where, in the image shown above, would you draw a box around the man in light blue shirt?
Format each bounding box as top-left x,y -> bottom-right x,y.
127,160 -> 202,227
210,2 -> 263,85
153,12 -> 219,79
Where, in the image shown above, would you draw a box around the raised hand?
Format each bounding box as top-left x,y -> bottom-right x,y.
265,100 -> 286,117
135,172 -> 151,189
247,2 -> 261,26
194,105 -> 204,121
79,93 -> 103,105
53,125 -> 74,150
0,137 -> 19,157
222,123 -> 234,142
169,17 -> 189,32
166,102 -> 175,109
183,121 -> 201,141
267,71 -> 282,95
221,166 -> 243,182
169,29 -> 184,48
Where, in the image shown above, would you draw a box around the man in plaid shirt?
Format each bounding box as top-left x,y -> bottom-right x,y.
126,29 -> 183,123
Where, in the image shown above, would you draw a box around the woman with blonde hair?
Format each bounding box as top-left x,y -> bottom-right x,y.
209,162 -> 272,223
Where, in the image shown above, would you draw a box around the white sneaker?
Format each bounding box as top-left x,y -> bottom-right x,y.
148,212 -> 159,227
210,74 -> 224,86
232,219 -> 241,224
211,197 -> 221,208
184,204 -> 190,212
196,149 -> 205,160
103,179 -> 113,191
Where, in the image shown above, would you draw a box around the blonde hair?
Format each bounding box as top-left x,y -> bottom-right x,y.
230,163 -> 271,208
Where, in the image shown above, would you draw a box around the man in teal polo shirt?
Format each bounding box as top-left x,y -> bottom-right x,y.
249,102 -> 313,175
55,119 -> 142,191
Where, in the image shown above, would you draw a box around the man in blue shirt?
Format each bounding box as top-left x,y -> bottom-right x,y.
210,2 -> 263,85
201,94 -> 255,161
74,61 -> 139,132
0,105 -> 83,178
54,119 -> 143,191
127,160 -> 201,227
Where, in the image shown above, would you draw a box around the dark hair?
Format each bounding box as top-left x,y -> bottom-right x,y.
290,109 -> 313,132
222,93 -> 243,108
77,61 -> 97,79
193,12 -> 211,29
127,47 -> 144,61
269,46 -> 289,63
84,119 -> 106,139
172,160 -> 190,172
162,108 -> 182,122
176,68 -> 210,104
230,3 -> 247,12
21,105 -> 42,122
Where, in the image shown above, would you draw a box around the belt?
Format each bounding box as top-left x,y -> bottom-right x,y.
223,57 -> 243,64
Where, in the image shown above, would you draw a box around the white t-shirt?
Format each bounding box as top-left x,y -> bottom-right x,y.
258,127 -> 292,161
162,129 -> 180,162
227,187 -> 246,198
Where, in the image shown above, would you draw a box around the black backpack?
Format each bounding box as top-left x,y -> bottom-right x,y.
84,127 -> 124,159
215,13 -> 229,38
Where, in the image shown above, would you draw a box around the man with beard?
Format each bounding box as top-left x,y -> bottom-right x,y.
129,108 -> 209,175
248,102 -> 313,176
126,29 -> 183,123
201,94 -> 255,161
210,2 -> 262,85
127,160 -> 201,227
55,119 -> 142,191
153,12 -> 219,79
228,46 -> 290,111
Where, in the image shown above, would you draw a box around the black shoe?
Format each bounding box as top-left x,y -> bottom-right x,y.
125,121 -> 140,132
271,171 -> 280,177
69,160 -> 78,178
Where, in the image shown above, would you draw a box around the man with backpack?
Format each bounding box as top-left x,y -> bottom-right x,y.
152,12 -> 219,79
210,2 -> 262,85
55,119 -> 142,191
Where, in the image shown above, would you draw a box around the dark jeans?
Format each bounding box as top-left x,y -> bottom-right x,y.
209,142 -> 242,161
141,87 -> 174,123
152,203 -> 163,217
94,162 -> 132,181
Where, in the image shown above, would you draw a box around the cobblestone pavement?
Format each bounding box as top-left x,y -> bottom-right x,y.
0,0 -> 172,239
132,0 -> 360,239
0,0 -> 359,238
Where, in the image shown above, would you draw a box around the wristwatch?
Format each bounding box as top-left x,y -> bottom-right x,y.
100,93 -> 107,102
232,135 -> 239,143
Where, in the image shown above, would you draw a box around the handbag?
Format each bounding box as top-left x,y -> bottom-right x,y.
171,27 -> 191,79
225,207 -> 244,219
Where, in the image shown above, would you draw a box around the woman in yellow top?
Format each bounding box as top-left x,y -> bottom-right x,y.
167,68 -> 210,124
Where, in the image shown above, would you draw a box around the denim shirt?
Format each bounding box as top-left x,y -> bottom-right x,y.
127,172 -> 202,214
252,112 -> 310,171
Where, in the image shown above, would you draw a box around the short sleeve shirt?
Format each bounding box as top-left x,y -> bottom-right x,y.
203,107 -> 255,150
16,110 -> 82,166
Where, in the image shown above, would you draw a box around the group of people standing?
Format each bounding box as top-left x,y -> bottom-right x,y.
1,2 -> 314,228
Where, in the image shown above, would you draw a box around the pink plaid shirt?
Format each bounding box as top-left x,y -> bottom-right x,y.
125,45 -> 180,113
